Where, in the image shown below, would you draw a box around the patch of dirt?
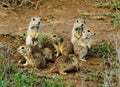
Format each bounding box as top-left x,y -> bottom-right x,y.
0,0 -> 119,86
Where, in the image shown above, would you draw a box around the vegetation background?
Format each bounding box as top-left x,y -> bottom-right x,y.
0,0 -> 120,87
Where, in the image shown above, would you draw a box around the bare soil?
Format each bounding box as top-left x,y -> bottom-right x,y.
0,0 -> 120,87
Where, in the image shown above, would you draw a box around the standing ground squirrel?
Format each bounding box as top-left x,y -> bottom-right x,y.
74,28 -> 96,61
49,54 -> 79,75
48,32 -> 73,57
26,17 -> 42,47
17,45 -> 46,68
71,18 -> 85,44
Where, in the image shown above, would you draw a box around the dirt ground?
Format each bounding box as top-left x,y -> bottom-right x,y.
0,0 -> 120,87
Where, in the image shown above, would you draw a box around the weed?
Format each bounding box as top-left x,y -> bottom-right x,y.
0,43 -> 39,87
52,23 -> 57,33
93,0 -> 112,8
0,0 -> 38,8
94,0 -> 120,27
100,36 -> 120,87
115,34 -> 120,86
43,76 -> 72,87
87,72 -> 102,81
40,32 -> 49,42
92,15 -> 106,20
94,0 -> 120,9
113,0 -> 120,10
43,76 -> 64,87
80,12 -> 91,18
89,40 -> 115,58
13,72 -> 37,87
39,32 -> 51,47
111,12 -> 120,28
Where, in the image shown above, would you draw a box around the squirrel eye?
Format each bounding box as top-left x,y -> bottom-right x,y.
53,35 -> 56,37
87,30 -> 90,32
21,47 -> 24,49
75,28 -> 78,31
33,18 -> 35,21
76,20 -> 79,23
38,21 -> 41,24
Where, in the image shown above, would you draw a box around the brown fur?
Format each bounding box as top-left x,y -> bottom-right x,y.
42,48 -> 53,61
50,54 -> 79,75
48,32 -> 73,57
74,28 -> 96,61
26,17 -> 42,47
17,45 -> 46,68
71,18 -> 85,44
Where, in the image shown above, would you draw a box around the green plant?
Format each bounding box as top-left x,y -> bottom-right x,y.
39,32 -> 52,47
43,76 -> 65,87
0,0 -> 35,8
93,0 -> 112,8
93,0 -> 120,27
40,33 -> 49,42
111,12 -> 120,28
43,76 -> 64,87
13,72 -> 37,87
100,37 -> 120,87
52,23 -> 57,33
90,41 -> 114,57
0,43 -> 38,87
87,72 -> 102,81
113,0 -> 120,10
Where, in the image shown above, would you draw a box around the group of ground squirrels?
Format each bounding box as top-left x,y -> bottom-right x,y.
17,16 -> 96,75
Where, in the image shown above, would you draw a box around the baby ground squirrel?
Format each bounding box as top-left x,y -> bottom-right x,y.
26,17 -> 42,47
49,54 -> 79,75
42,47 -> 53,61
17,45 -> 46,68
74,28 -> 96,61
71,18 -> 85,44
48,32 -> 73,57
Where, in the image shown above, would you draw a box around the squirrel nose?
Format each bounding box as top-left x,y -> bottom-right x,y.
81,23 -> 84,27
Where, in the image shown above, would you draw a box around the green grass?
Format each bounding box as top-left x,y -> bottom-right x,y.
111,12 -> 120,28
39,23 -> 57,47
113,0 -> 120,10
39,32 -> 52,47
13,72 -> 37,87
43,76 -> 72,87
94,0 -> 120,9
43,76 -> 64,87
0,44 -> 38,87
90,40 -> 115,58
87,72 -> 102,81
94,0 -> 120,27
40,32 -> 49,42
0,42 -> 72,87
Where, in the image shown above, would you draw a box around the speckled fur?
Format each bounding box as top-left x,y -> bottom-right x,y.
50,54 -> 79,75
49,32 -> 73,57
74,28 -> 96,61
17,45 -> 46,68
71,18 -> 85,44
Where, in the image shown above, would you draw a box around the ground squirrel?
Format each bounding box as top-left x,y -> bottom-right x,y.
48,32 -> 73,57
26,17 -> 42,47
17,45 -> 46,68
42,48 -> 53,61
71,18 -> 85,44
74,28 -> 96,61
49,54 -> 79,75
